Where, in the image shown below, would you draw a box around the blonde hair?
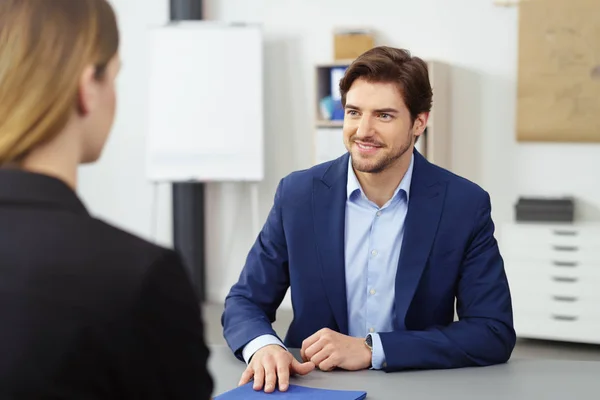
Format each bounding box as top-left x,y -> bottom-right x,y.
0,0 -> 119,165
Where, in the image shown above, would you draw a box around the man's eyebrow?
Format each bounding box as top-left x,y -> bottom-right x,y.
373,108 -> 399,114
344,104 -> 399,114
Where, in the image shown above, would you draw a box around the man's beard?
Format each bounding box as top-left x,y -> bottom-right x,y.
351,135 -> 412,174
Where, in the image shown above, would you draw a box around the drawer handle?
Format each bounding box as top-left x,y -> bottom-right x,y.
552,295 -> 578,302
553,230 -> 578,236
552,245 -> 579,252
552,314 -> 578,322
552,261 -> 578,267
552,276 -> 578,283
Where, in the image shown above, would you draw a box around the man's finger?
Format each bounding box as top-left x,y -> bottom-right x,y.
291,358 -> 315,376
301,332 -> 321,361
238,366 -> 254,387
304,338 -> 326,362
309,346 -> 330,367
276,359 -> 290,392
252,364 -> 265,391
318,356 -> 337,372
263,360 -> 277,393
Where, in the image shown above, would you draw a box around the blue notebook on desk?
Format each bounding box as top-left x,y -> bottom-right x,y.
214,382 -> 367,399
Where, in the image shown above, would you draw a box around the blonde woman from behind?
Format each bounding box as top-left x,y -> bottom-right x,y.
0,1 -> 213,398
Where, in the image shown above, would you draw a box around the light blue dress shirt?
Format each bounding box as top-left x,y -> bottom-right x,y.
344,154 -> 412,369
242,154 -> 414,370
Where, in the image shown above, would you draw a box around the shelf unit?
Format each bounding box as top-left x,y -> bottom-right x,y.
316,120 -> 344,128
313,60 -> 451,170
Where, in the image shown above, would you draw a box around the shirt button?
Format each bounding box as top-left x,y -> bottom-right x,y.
369,327 -> 375,333
376,211 -> 382,216
371,250 -> 378,256
370,289 -> 376,295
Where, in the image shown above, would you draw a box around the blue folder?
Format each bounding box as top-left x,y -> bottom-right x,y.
214,382 -> 367,399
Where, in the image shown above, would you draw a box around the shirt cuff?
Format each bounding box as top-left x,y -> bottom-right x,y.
242,334 -> 287,364
369,333 -> 387,370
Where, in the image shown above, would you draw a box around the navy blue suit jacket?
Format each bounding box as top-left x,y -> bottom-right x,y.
222,150 -> 515,371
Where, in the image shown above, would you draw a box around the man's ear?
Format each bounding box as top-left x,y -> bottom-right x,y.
412,112 -> 429,137
76,65 -> 98,116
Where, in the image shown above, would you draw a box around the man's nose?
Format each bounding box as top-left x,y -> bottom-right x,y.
356,116 -> 374,138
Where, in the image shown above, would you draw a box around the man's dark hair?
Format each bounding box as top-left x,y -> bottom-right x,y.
339,46 -> 433,143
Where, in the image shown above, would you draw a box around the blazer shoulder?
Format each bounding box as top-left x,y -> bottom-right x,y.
283,158 -> 338,184
279,157 -> 344,200
429,163 -> 490,206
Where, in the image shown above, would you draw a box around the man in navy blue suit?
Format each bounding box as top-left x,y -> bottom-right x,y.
222,46 -> 515,393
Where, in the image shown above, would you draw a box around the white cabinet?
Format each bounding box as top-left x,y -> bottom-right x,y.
501,223 -> 600,344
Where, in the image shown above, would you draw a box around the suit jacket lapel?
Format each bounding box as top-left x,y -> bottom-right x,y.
395,150 -> 447,330
313,154 -> 349,335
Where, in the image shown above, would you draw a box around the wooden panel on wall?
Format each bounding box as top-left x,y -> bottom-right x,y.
516,0 -> 600,142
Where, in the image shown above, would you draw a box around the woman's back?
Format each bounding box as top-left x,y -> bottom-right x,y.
0,170 -> 213,399
0,1 -> 213,398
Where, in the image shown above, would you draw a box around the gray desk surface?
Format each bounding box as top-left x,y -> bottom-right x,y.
209,345 -> 600,399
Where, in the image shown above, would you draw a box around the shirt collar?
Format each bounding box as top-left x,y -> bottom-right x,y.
346,153 -> 414,202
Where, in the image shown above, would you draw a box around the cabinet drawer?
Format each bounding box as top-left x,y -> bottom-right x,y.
501,224 -> 600,248
504,260 -> 600,281
507,271 -> 600,299
503,245 -> 600,264
514,312 -> 600,344
511,290 -> 600,319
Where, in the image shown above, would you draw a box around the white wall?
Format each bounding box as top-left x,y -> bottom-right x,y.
78,0 -> 173,248
78,0 -> 600,310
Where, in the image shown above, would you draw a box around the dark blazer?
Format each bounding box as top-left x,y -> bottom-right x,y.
222,149 -> 516,371
0,169 -> 213,399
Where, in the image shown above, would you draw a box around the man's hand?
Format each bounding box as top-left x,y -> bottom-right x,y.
300,328 -> 372,371
238,344 -> 315,393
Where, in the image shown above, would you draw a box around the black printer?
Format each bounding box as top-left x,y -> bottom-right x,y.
514,197 -> 574,223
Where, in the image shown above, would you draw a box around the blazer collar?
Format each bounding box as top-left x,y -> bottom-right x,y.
319,152 -> 350,189
312,153 -> 350,333
394,150 -> 447,329
0,169 -> 89,216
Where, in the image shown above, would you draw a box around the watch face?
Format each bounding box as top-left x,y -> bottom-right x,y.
366,334 -> 373,347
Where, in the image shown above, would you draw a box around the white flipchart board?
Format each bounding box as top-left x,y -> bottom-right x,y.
146,22 -> 263,182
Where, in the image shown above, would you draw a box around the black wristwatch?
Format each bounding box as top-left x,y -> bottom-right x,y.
364,334 -> 373,368
365,333 -> 373,352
